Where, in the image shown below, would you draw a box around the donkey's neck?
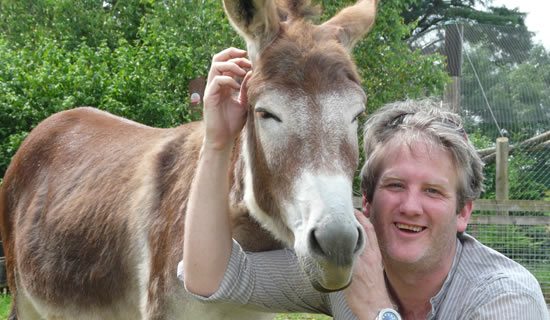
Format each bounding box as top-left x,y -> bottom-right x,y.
228,132 -> 284,252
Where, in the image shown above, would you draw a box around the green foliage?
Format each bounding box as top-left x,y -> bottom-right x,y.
468,130 -> 494,149
0,36 -> 201,174
481,152 -> 547,203
0,0 -> 150,50
462,44 -> 550,137
0,0 -> 448,179
0,294 -> 9,319
358,0 -> 449,112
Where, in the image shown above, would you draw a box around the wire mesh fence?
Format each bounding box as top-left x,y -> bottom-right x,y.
412,22 -> 549,305
468,218 -> 550,304
412,22 -> 550,202
458,23 -> 550,202
457,22 -> 549,304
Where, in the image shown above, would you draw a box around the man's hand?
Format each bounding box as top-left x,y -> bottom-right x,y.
203,47 -> 252,151
345,210 -> 394,320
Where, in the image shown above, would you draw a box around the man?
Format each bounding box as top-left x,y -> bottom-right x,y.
180,48 -> 549,320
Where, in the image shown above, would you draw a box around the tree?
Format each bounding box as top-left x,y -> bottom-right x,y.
462,44 -> 550,138
404,1 -> 529,38
404,0 -> 533,65
461,43 -> 550,203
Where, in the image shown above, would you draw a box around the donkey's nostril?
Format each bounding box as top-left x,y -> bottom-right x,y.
308,228 -> 324,256
307,224 -> 360,265
354,226 -> 364,254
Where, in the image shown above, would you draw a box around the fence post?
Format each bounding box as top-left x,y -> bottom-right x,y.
495,137 -> 509,215
444,23 -> 463,113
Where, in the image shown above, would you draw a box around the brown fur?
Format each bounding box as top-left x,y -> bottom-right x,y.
0,108 -> 282,318
248,22 -> 361,99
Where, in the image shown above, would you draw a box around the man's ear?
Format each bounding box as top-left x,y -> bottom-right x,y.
456,200 -> 473,233
362,192 -> 371,218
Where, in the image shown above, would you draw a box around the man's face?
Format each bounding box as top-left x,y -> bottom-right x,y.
365,141 -> 472,270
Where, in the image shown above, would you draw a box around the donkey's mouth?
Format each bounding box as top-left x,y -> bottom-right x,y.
310,278 -> 351,293
301,259 -> 354,293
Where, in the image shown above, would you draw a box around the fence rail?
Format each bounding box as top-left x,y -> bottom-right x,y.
474,199 -> 550,213
470,215 -> 550,225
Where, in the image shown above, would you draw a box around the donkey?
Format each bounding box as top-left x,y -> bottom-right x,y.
0,0 -> 377,319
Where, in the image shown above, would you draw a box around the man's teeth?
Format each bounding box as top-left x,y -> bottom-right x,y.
396,223 -> 423,232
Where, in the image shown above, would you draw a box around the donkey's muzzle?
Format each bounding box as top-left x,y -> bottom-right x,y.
308,224 -> 363,266
305,219 -> 364,291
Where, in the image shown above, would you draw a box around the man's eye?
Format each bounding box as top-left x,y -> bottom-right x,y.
257,111 -> 282,122
426,188 -> 441,195
387,183 -> 403,189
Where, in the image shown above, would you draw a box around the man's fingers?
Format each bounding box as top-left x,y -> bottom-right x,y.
206,76 -> 241,95
238,72 -> 252,107
354,210 -> 380,253
354,209 -> 369,227
363,218 -> 380,252
212,47 -> 247,63
208,61 -> 249,82
228,57 -> 252,69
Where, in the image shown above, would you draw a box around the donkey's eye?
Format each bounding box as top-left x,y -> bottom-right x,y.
256,109 -> 282,122
352,110 -> 365,123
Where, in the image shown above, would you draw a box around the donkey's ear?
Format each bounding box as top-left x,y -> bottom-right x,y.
320,0 -> 378,50
223,0 -> 281,63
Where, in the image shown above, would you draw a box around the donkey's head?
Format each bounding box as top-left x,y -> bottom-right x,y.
224,0 -> 377,292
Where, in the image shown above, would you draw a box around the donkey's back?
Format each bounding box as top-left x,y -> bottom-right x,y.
0,107 -> 216,319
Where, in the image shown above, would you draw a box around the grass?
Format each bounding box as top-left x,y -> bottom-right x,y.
275,314 -> 331,319
0,294 -> 330,319
0,294 -> 10,318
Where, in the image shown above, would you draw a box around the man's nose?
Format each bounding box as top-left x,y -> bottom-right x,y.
399,190 -> 423,216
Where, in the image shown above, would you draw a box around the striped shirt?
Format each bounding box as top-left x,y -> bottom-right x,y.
178,233 -> 549,319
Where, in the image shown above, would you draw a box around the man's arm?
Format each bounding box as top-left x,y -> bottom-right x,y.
182,47 -> 250,296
